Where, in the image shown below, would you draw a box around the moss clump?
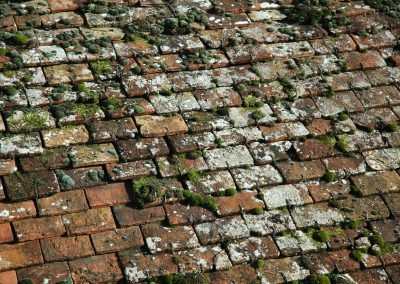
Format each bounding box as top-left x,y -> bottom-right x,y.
365,0 -> 400,18
244,95 -> 257,107
380,121 -> 399,132
278,77 -> 296,95
215,138 -> 223,148
90,60 -> 112,78
308,274 -> 331,284
131,177 -> 162,208
10,33 -> 30,46
7,110 -> 47,132
224,188 -> 237,196
281,0 -> 350,30
182,190 -> 218,213
351,249 -> 364,262
59,17 -> 71,25
251,207 -> 264,215
186,150 -> 202,160
162,271 -> 208,284
341,218 -> 362,230
255,259 -> 265,269
55,170 -> 75,189
1,86 -> 18,97
349,185 -> 362,197
18,280 -> 34,284
186,170 -> 201,184
369,234 -> 385,248
324,170 -> 336,182
159,88 -> 174,96
338,113 -> 349,121
73,103 -> 99,119
335,134 -> 349,153
235,83 -> 246,92
251,109 -> 266,120
312,229 -> 330,242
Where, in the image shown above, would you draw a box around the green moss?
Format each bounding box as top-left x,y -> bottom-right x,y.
278,77 -> 296,94
381,121 -> 399,132
8,110 -> 47,132
235,83 -> 246,92
59,17 -> 71,25
282,0 -> 350,30
74,82 -> 90,93
252,207 -> 264,215
319,135 -> 336,147
308,274 -> 331,284
131,177 -> 162,208
335,134 -> 349,153
10,33 -> 30,46
102,97 -> 121,108
55,170 -> 75,189
215,138 -> 223,148
90,60 -> 112,78
255,259 -> 265,269
342,218 -> 362,229
251,109 -> 266,120
243,95 -> 258,108
21,74 -> 31,83
224,188 -> 237,196
186,150 -> 202,160
171,255 -> 179,264
338,113 -> 349,121
365,0 -> 400,17
312,229 -> 330,242
18,280 -> 34,284
186,170 -> 201,184
73,103 -> 99,119
182,189 -> 218,213
349,185 -> 361,197
2,86 -> 18,97
162,271 -> 208,284
351,249 -> 364,262
324,170 -> 336,182
159,88 -> 174,96
369,234 -> 385,248
324,86 -> 335,98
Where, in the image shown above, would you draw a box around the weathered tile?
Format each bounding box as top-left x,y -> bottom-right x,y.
62,207 -> 116,235
231,164 -> 283,190
203,145 -> 254,170
17,262 -> 71,284
215,190 -> 265,216
364,148 -> 400,170
244,209 -> 296,235
4,171 -> 59,201
195,215 -> 250,244
227,236 -> 279,264
175,245 -> 232,272
142,223 -> 199,253
40,235 -> 94,261
257,257 -> 310,283
69,254 -> 123,283
291,203 -> 344,228
261,184 -> 312,209
185,170 -> 235,195
91,227 -> 144,254
119,250 -> 177,283
135,115 -> 189,137
275,231 -> 327,256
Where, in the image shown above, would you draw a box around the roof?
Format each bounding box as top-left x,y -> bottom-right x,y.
0,0 -> 400,283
